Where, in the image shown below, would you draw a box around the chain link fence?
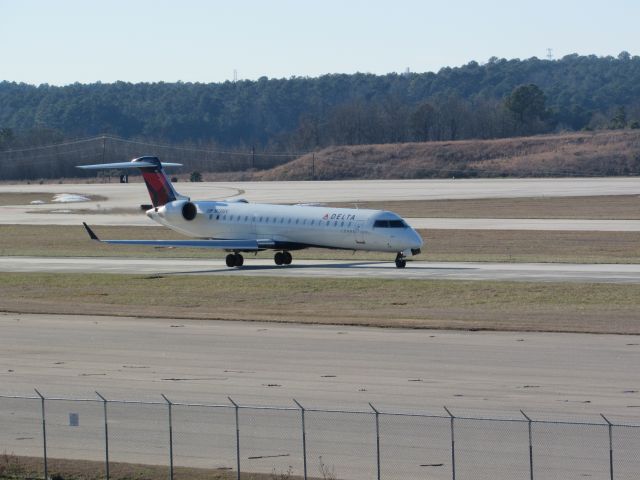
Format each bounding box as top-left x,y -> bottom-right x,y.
1,393 -> 639,480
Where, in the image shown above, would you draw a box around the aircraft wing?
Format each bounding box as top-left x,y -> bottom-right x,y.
82,223 -> 272,250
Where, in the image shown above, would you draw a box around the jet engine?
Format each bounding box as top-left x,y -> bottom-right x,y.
181,201 -> 197,221
154,200 -> 198,222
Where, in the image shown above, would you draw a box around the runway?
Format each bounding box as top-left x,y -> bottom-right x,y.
1,312 -> 638,417
3,256 -> 640,283
3,177 -> 640,228
4,177 -> 640,204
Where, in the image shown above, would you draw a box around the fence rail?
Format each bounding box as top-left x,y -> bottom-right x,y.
1,392 -> 640,480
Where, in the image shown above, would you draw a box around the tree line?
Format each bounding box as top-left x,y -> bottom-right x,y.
1,52 -> 640,163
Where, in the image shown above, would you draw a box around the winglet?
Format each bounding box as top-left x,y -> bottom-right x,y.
82,222 -> 100,241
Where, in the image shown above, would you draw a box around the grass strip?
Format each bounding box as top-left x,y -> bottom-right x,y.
1,272 -> 640,334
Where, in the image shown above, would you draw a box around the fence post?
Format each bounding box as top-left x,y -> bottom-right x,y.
521,410 -> 534,480
161,394 -> 174,480
228,397 -> 241,480
34,389 -> 48,480
444,406 -> 455,480
369,403 -> 381,480
293,399 -> 308,480
96,392 -> 110,480
601,414 -> 613,480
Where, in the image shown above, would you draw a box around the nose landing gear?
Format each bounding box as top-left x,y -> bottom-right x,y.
395,253 -> 407,268
225,253 -> 244,267
274,251 -> 292,266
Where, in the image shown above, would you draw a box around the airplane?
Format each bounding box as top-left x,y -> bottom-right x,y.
77,156 -> 423,268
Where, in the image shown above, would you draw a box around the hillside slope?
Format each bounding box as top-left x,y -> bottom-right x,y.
251,130 -> 640,180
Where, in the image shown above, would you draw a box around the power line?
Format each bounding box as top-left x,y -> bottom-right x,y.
0,134 -> 310,158
0,135 -> 101,154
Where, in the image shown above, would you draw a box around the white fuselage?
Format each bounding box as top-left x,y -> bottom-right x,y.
147,200 -> 424,254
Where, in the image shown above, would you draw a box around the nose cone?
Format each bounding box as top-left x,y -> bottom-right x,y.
410,228 -> 424,249
398,227 -> 423,253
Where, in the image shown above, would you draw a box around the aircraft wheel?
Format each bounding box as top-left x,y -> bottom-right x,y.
225,254 -> 236,268
274,252 -> 284,265
395,258 -> 407,268
283,251 -> 292,265
234,253 -> 244,267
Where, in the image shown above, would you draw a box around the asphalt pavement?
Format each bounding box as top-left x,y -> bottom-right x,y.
3,256 -> 640,283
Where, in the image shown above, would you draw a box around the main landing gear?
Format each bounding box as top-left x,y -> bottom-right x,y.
274,251 -> 292,266
225,253 -> 244,267
395,252 -> 407,269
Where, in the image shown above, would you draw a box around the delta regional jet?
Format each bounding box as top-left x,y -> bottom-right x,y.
78,157 -> 423,268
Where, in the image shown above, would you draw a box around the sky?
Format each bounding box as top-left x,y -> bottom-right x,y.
1,0 -> 638,85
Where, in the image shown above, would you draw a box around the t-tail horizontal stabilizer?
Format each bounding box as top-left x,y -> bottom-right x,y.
77,160 -> 183,170
77,156 -> 185,208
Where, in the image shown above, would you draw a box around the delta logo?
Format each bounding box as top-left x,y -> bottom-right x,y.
322,212 -> 356,221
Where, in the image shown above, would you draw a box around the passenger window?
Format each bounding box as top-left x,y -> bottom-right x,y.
288,218 -> 292,224
230,215 -> 234,221
341,221 -> 344,227
223,215 -> 227,220
259,216 -> 263,222
216,215 -> 220,220
280,218 -> 284,223
295,219 -> 299,224
303,219 -> 306,225
311,220 -> 315,225
244,216 -> 248,221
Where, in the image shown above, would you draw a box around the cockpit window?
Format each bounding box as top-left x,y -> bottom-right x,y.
374,219 -> 407,228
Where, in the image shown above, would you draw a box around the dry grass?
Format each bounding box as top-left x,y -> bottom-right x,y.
0,454 -> 302,480
251,130 -> 640,180
0,192 -> 57,205
329,195 -> 640,219
1,273 -> 640,334
422,229 -> 640,263
2,225 -> 640,264
3,131 -> 640,184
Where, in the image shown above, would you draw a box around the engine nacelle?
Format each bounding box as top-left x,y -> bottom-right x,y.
155,200 -> 198,222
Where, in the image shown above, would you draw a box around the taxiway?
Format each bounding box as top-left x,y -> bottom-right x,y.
2,256 -> 640,283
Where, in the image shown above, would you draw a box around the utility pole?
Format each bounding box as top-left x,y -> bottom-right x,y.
101,136 -> 110,182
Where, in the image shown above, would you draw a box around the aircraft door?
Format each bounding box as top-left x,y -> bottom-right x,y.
355,221 -> 366,244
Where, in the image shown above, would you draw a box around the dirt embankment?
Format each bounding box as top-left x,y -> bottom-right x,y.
248,130 -> 640,181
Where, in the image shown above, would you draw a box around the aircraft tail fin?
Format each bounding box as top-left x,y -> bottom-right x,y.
77,156 -> 186,208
